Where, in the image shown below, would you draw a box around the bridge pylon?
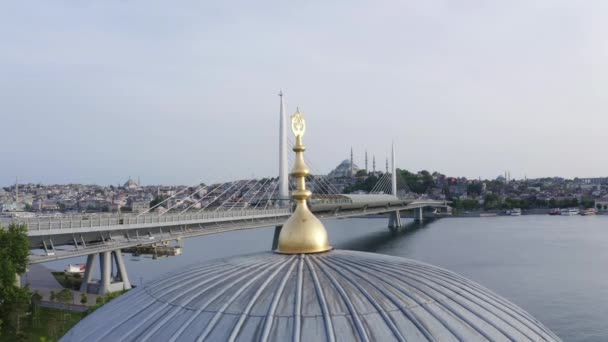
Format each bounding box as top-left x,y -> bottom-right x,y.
80,250 -> 131,295
391,142 -> 397,196
388,210 -> 403,232
414,207 -> 425,223
278,91 -> 289,207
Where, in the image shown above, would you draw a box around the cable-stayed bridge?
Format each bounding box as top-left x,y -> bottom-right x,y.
8,94 -> 451,294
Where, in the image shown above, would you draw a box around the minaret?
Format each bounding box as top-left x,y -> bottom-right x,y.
373,156 -> 376,173
350,147 -> 354,177
278,91 -> 289,206
15,176 -> 18,202
391,142 -> 397,196
365,150 -> 368,172
385,158 -> 389,173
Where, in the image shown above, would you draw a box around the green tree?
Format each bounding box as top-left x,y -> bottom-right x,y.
467,183 -> 483,196
483,193 -> 501,210
343,174 -> 380,194
0,223 -> 30,338
31,291 -> 42,305
149,195 -> 167,209
548,198 -> 558,208
398,169 -> 436,194
57,289 -> 73,304
581,199 -> 595,209
355,169 -> 368,177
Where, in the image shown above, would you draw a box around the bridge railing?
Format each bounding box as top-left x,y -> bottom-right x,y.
14,208 -> 291,232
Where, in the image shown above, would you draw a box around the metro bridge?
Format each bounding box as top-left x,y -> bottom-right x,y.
8,94 -> 451,294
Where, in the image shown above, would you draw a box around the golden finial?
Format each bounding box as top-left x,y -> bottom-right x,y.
276,108 -> 332,254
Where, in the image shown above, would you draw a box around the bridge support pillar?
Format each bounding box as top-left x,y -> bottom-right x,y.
388,210 -> 402,232
272,225 -> 283,250
80,250 -> 131,295
415,207 -> 424,223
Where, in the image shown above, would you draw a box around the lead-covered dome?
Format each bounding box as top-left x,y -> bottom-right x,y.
62,250 -> 559,341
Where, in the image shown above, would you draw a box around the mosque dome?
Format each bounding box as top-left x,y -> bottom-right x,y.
328,159 -> 359,179
123,178 -> 139,189
62,250 -> 559,341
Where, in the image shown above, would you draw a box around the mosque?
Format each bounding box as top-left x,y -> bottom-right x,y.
328,159 -> 359,179
62,110 -> 559,341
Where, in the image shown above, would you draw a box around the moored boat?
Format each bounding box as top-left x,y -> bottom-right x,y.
581,208 -> 597,216
64,264 -> 86,274
548,208 -> 561,215
560,208 -> 580,216
508,208 -> 522,216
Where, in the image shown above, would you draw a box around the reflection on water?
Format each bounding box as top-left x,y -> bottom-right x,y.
42,215 -> 608,341
336,220 -> 428,252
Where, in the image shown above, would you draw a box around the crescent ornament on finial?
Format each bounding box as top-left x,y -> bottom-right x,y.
291,108 -> 306,137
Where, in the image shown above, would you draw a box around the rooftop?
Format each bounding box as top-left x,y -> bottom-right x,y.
62,250 -> 559,341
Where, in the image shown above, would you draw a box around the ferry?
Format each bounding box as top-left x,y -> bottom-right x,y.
507,208 -> 522,216
560,208 -> 580,216
581,208 -> 597,216
64,264 -> 86,274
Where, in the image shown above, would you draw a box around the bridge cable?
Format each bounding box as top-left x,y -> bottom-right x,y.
214,179 -> 258,211
177,181 -> 229,215
195,180 -> 244,213
225,178 -> 271,211
253,178 -> 278,210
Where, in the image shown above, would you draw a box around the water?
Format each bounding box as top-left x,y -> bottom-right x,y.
43,215 -> 608,341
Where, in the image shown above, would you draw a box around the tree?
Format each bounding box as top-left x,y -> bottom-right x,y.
355,170 -> 367,177
483,193 -> 501,210
80,293 -> 88,305
467,183 -> 483,196
343,174 -> 380,194
397,169 -> 436,194
581,199 -> 595,209
548,198 -> 557,208
57,289 -> 73,304
31,291 -> 42,305
149,195 -> 167,209
0,223 -> 30,338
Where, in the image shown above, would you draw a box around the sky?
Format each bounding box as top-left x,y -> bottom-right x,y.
1,1 -> 607,186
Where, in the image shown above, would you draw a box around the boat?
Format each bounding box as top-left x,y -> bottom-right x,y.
560,208 -> 580,216
548,208 -> 561,216
479,213 -> 498,217
64,264 -> 86,274
581,208 -> 597,216
508,208 -> 522,216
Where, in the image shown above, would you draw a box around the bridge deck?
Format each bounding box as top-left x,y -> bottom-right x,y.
22,200 -> 450,263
